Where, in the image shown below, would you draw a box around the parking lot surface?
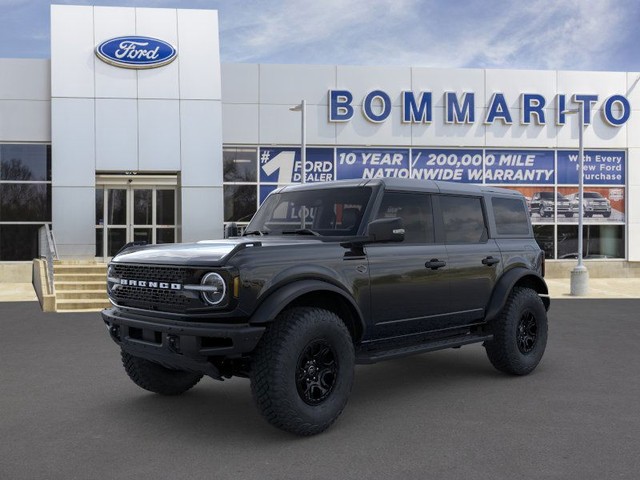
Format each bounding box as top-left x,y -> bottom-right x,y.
1,300 -> 639,480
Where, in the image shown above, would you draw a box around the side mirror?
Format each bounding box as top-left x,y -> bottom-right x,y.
225,222 -> 239,238
367,217 -> 404,243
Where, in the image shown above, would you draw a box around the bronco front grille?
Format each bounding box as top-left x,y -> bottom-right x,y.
109,264 -> 202,313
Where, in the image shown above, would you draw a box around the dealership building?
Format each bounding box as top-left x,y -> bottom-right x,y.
1,4 -> 640,283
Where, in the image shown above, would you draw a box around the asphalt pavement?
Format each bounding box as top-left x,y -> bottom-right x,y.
1,300 -> 639,480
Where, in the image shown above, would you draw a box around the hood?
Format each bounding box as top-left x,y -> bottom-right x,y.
111,237 -> 325,266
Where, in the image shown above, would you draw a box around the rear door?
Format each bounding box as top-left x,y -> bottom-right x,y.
436,194 -> 501,325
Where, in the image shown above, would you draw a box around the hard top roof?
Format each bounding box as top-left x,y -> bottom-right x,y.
279,178 -> 522,197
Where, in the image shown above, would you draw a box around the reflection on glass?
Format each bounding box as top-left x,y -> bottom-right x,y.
156,190 -> 175,225
95,228 -> 104,257
133,189 -> 152,225
156,228 -> 175,244
0,224 -> 41,260
95,188 -> 104,225
107,228 -> 127,256
223,147 -> 257,182
0,144 -> 51,181
107,189 -> 126,225
557,225 -> 624,259
533,225 -> 555,260
0,184 -> 51,222
224,185 -> 257,222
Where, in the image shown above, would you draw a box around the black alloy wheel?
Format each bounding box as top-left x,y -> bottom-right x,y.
296,339 -> 338,405
484,287 -> 548,376
250,306 -> 355,435
516,311 -> 538,354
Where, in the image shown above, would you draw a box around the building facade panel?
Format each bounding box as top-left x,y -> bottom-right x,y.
181,186 -> 223,242
222,103 -> 259,144
221,64 -> 259,104
180,100 -> 223,187
135,8 -> 180,100
137,99 -> 181,171
0,100 -> 51,142
93,6 -> 137,99
0,59 -> 50,100
95,98 -> 138,171
51,5 -> 95,98
177,9 -> 222,100
259,64 -> 336,106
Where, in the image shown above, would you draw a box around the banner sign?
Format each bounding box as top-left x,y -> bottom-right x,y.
557,150 -> 625,185
484,150 -> 555,184
336,148 -> 410,179
260,147 -> 334,183
410,149 -> 483,183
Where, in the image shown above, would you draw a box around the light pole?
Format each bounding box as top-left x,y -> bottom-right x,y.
562,104 -> 589,295
289,100 -> 306,184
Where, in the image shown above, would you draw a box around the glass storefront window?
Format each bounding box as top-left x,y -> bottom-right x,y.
223,147 -> 257,182
156,228 -> 175,244
95,188 -> 104,225
133,189 -> 153,225
0,144 -> 51,181
557,225 -> 624,259
533,225 -> 555,260
156,190 -> 175,225
107,189 -> 126,225
0,184 -> 51,222
224,185 -> 257,222
0,224 -> 41,261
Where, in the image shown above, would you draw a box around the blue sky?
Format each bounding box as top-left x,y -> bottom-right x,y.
1,0 -> 639,71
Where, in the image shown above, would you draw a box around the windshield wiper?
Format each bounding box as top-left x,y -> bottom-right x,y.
243,230 -> 268,236
282,228 -> 321,236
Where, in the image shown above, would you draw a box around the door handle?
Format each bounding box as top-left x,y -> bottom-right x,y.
425,259 -> 446,270
482,256 -> 500,266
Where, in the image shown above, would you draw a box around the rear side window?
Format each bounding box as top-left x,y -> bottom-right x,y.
440,195 -> 486,244
492,197 -> 530,235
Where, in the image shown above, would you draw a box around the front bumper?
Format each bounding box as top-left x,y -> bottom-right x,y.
102,307 -> 265,379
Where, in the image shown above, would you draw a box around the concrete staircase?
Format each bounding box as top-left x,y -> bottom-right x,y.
53,261 -> 110,312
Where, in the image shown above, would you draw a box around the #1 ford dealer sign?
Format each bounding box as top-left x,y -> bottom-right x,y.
95,36 -> 177,69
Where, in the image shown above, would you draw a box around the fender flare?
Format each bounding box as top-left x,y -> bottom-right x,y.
485,268 -> 550,323
248,279 -> 366,338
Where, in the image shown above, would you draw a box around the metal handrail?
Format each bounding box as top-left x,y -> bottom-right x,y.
38,224 -> 58,294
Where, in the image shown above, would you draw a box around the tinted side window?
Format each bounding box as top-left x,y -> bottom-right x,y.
440,195 -> 486,244
376,192 -> 434,243
492,197 -> 530,235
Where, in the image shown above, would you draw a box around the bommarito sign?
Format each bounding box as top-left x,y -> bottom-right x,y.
328,90 -> 631,127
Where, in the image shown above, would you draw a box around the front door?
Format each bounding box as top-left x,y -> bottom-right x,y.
366,191 -> 451,339
95,176 -> 177,259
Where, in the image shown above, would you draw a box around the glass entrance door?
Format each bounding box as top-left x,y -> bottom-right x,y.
95,180 -> 177,259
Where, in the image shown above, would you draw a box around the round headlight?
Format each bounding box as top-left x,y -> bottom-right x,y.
201,272 -> 226,305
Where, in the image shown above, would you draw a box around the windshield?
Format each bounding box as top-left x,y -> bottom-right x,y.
245,186 -> 373,236
584,192 -> 604,199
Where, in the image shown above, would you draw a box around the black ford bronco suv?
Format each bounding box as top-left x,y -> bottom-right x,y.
102,179 -> 550,435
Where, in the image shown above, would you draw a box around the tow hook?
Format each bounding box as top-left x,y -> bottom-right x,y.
108,324 -> 120,341
167,334 -> 180,353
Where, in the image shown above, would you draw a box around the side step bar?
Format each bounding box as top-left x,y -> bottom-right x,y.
356,333 -> 493,365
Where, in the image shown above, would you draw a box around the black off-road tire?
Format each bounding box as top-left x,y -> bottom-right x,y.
603,212 -> 611,218
485,287 -> 548,375
121,351 -> 203,395
250,307 -> 355,436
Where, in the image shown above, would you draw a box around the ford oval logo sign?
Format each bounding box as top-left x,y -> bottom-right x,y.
95,36 -> 177,69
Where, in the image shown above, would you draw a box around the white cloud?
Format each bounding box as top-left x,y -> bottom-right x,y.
218,0 -> 633,71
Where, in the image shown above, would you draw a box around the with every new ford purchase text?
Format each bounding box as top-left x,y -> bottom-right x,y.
102,179 -> 550,435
